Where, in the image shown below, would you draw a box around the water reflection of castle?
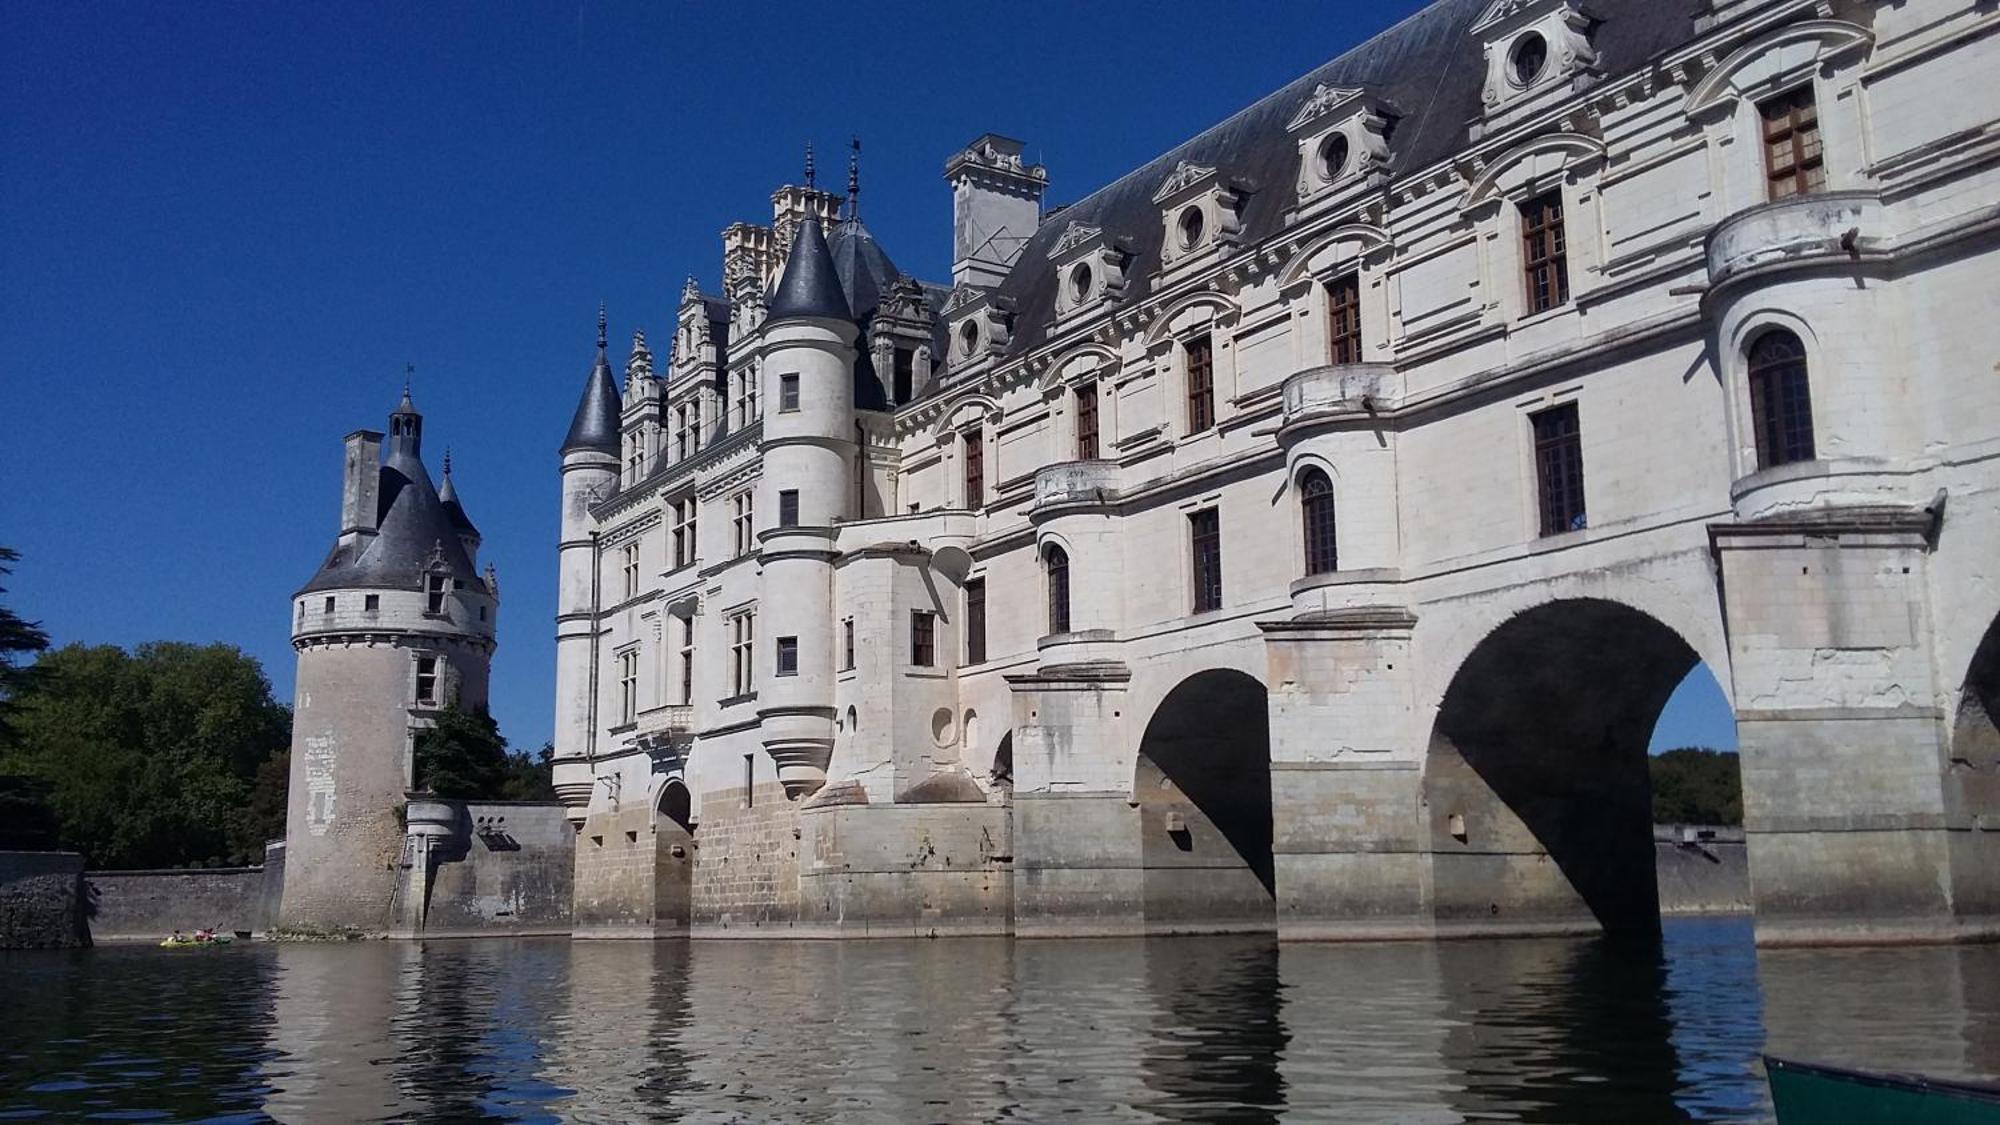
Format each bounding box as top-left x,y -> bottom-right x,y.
239,928 -> 2000,1122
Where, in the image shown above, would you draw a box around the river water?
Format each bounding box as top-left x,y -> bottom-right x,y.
2,918 -> 1995,1123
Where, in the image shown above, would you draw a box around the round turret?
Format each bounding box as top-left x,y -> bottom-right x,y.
280,391 -> 498,933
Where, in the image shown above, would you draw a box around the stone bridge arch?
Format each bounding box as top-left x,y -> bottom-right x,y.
1133,667 -> 1274,934
1421,597 -> 1720,936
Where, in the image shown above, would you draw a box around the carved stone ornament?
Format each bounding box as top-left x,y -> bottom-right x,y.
943,285 -> 987,315
1051,221 -> 1104,258
1152,159 -> 1219,204
1286,84 -> 1366,133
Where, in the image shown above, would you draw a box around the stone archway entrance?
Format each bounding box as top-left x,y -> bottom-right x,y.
654,780 -> 694,935
1135,669 -> 1274,933
1425,598 -> 1711,936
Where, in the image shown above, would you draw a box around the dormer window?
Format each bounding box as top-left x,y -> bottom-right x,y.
1286,84 -> 1395,217
1049,221 -> 1130,319
1471,0 -> 1598,136
1153,160 -> 1244,270
1509,32 -> 1548,87
943,286 -> 1011,362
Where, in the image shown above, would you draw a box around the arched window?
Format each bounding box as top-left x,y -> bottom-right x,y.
1747,329 -> 1815,469
1299,467 -> 1338,576
1044,544 -> 1071,635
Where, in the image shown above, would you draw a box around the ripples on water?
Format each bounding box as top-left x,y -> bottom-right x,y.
2,917 -> 1995,1123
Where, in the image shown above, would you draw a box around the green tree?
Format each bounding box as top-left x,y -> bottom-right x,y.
500,742 -> 556,802
0,548 -> 60,848
1650,747 -> 1743,826
1,641 -> 291,867
412,705 -> 510,799
234,748 -> 290,860
0,547 -> 52,753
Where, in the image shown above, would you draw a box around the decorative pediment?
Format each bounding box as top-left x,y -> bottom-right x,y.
679,276 -> 702,306
1050,221 -> 1103,258
1286,84 -> 1367,133
1472,0 -> 1538,33
1152,160 -> 1218,205
943,285 -> 988,315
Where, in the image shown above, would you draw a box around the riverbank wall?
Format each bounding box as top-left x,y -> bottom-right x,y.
86,865 -> 275,941
0,850 -> 89,948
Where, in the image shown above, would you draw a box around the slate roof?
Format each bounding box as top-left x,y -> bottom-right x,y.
299,415 -> 482,596
438,470 -> 478,537
767,216 -> 851,322
951,0 -> 1700,372
827,216 -> 903,322
561,344 -> 622,456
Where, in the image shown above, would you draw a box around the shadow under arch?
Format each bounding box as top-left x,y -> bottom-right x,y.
1948,613 -> 2000,917
1135,668 -> 1274,933
655,779 -> 694,935
1425,598 -> 1702,936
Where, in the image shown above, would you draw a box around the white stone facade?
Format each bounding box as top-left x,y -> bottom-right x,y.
554,0 -> 2000,942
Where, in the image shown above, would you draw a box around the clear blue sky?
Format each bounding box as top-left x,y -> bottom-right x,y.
0,0 -> 1733,756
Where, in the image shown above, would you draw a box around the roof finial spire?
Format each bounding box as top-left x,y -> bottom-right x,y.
846,136 -> 860,220
596,302 -> 607,352
804,141 -> 816,190
442,446 -> 452,477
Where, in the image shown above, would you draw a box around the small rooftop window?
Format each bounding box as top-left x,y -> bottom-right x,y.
1177,205 -> 1206,250
1068,262 -> 1093,304
1317,133 -> 1350,182
1510,32 -> 1548,87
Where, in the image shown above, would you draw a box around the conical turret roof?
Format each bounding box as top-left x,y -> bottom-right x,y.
767,216 -> 849,322
561,308 -> 622,456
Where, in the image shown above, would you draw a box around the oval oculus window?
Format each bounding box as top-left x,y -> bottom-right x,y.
1317,132 -> 1350,182
1177,205 -> 1206,250
1510,32 -> 1549,87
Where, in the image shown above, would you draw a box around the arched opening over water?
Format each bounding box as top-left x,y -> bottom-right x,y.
1135,668 -> 1274,933
1948,612 -> 2000,914
655,778 -> 694,934
1425,598 -> 1713,936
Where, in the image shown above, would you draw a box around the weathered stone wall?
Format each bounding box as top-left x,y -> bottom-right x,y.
418,801 -> 573,937
1655,827 -> 1752,916
797,801 -> 1010,936
85,866 -> 272,941
0,851 -> 87,949
572,804 -> 659,937
691,779 -> 801,932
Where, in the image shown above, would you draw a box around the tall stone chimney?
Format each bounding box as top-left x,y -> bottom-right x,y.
945,134 -> 1047,288
339,429 -> 383,538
